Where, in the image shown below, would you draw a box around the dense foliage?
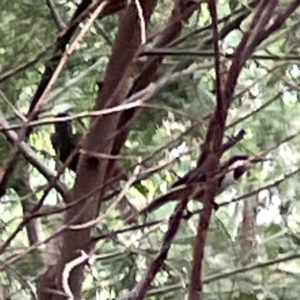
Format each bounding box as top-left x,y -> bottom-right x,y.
1,1 -> 300,300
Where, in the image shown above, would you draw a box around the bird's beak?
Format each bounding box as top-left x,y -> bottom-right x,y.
241,157 -> 272,172
236,157 -> 269,173
249,157 -> 271,164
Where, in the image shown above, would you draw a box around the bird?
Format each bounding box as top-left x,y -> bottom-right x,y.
50,112 -> 139,222
50,112 -> 128,179
173,155 -> 264,192
133,154 -> 265,218
50,112 -> 81,172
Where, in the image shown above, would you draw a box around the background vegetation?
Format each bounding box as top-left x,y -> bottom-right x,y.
1,0 -> 300,299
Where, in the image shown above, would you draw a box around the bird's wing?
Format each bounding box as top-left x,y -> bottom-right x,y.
50,133 -> 59,153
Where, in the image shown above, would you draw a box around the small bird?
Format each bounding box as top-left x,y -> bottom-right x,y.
50,112 -> 127,178
50,112 -> 81,172
184,155 -> 264,194
50,112 -> 139,222
135,154 -> 265,217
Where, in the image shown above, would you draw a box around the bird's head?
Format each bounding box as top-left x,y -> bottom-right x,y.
218,155 -> 267,193
53,112 -> 72,133
230,156 -> 266,179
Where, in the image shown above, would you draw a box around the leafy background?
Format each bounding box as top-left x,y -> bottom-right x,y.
1,0 -> 300,299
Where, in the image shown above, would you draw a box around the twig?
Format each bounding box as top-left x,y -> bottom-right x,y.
117,193 -> 190,300
188,2 -> 224,299
221,129 -> 246,153
46,0 -> 66,31
0,110 -> 68,197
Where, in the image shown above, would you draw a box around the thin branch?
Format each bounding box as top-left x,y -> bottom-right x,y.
221,129 -> 246,153
134,0 -> 146,44
62,251 -> 90,299
141,250 -> 300,297
188,3 -> 227,298
169,0 -> 259,47
227,92 -> 282,129
208,0 -> 223,116
0,110 -> 68,197
141,48 -> 300,61
223,1 -> 266,107
46,0 -> 66,31
0,44 -> 54,83
117,194 -> 190,300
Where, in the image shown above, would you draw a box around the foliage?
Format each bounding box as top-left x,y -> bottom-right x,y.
1,1 -> 300,300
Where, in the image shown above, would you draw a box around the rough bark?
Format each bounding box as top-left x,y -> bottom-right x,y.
42,2 -> 158,299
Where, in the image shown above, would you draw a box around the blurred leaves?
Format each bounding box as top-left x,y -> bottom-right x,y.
2,0 -> 300,300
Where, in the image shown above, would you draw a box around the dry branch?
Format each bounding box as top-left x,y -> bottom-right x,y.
188,1 -> 300,300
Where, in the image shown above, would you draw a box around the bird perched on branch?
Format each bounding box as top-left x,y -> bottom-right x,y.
50,112 -> 139,222
50,112 -> 127,178
132,154 -> 266,218
50,112 -> 81,172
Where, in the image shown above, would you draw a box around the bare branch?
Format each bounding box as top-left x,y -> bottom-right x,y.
0,110 -> 68,197
117,193 -> 190,300
46,0 -> 66,31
